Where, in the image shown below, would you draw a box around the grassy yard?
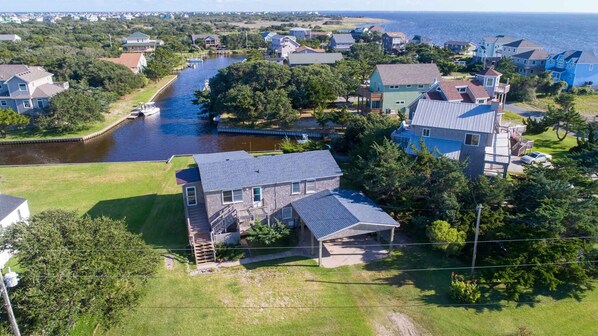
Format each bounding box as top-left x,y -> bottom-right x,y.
514,94 -> 598,119
524,130 -> 578,158
4,75 -> 176,141
1,159 -> 597,335
502,110 -> 525,124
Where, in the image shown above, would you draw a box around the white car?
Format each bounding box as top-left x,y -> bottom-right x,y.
521,151 -> 552,164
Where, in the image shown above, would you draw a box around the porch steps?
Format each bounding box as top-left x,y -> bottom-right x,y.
193,233 -> 215,264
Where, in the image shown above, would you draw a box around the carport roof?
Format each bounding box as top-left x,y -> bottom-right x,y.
292,189 -> 399,241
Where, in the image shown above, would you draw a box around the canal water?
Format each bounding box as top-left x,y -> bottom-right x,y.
0,56 -> 283,165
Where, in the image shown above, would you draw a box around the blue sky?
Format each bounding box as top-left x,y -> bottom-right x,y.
1,0 -> 597,13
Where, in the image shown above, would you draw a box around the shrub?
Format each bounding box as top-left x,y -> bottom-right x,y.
426,220 -> 466,255
522,116 -> 548,135
246,219 -> 291,245
450,273 -> 481,304
215,243 -> 245,262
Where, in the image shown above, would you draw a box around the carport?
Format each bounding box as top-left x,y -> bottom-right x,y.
292,189 -> 400,266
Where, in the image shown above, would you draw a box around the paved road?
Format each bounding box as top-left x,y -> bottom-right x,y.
505,104 -> 545,119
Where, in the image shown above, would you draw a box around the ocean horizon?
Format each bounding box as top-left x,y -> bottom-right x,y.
325,11 -> 598,53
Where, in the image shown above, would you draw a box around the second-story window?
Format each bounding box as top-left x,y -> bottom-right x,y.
222,189 -> 243,204
422,128 -> 430,137
291,182 -> 301,195
464,133 -> 480,146
305,179 -> 316,194
18,83 -> 27,91
186,187 -> 197,206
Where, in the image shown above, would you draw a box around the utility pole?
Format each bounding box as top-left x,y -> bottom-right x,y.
470,204 -> 483,279
0,269 -> 21,336
109,34 -> 113,48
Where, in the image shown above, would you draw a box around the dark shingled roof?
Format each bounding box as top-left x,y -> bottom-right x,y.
550,50 -> 598,64
127,32 -> 150,39
0,194 -> 27,220
193,151 -> 253,166
512,49 -> 549,60
292,189 -> 399,241
197,150 -> 343,192
332,34 -> 355,44
503,39 -> 542,49
477,68 -> 503,77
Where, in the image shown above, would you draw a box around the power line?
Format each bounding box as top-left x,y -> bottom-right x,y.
24,260 -> 598,279
12,235 -> 597,252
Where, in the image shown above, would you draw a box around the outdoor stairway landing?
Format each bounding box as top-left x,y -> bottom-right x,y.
187,204 -> 210,233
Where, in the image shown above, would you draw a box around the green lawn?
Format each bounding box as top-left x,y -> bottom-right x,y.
502,110 -> 525,124
4,75 -> 176,141
514,94 -> 598,119
524,130 -> 578,158
1,160 -> 597,335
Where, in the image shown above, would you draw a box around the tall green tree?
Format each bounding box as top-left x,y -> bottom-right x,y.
0,108 -> 29,138
1,210 -> 158,335
39,89 -> 105,132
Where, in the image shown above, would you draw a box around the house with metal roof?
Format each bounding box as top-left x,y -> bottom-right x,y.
0,194 -> 29,267
328,34 -> 355,52
475,35 -> 518,61
392,99 -> 511,177
287,53 -> 343,66
122,31 -> 164,53
357,64 -> 441,116
545,50 -> 598,88
175,150 -> 398,266
0,64 -> 69,114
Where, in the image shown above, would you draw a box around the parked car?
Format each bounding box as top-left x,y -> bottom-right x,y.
521,151 -> 552,164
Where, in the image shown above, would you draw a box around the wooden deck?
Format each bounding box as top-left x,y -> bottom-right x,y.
187,203 -> 211,234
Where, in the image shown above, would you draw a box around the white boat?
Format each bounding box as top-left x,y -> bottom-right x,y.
297,134 -> 310,144
203,79 -> 210,92
135,102 -> 160,117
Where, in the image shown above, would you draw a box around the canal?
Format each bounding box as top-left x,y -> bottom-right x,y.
0,56 -> 283,165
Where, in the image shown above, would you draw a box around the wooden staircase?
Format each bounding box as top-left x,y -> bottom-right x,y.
192,233 -> 215,264
185,204 -> 216,265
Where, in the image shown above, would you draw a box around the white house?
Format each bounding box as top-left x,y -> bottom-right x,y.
0,195 -> 30,267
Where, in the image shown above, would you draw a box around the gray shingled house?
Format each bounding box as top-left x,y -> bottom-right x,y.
0,64 -> 69,114
175,150 -> 399,266
329,34 -> 355,52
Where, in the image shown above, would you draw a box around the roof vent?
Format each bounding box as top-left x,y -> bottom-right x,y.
255,169 -> 260,173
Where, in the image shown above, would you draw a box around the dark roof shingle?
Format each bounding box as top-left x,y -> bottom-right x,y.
0,194 -> 27,220
375,64 -> 441,85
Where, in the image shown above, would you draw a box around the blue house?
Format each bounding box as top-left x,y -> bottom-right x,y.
545,50 -> 598,88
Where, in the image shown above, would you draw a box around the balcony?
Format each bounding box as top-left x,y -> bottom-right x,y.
495,83 -> 510,94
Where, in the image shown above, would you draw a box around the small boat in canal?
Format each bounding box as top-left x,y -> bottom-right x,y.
133,102 -> 160,117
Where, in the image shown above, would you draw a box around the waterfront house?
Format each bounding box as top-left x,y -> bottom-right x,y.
545,50 -> 598,88
0,194 -> 29,267
287,53 -> 343,66
409,67 -> 510,116
475,35 -> 517,61
501,39 -> 544,58
191,34 -> 220,49
392,100 -> 510,177
99,53 -> 147,74
351,26 -> 369,40
289,27 -> 311,40
0,34 -> 21,42
444,41 -> 476,55
122,32 -> 164,53
357,63 -> 441,115
270,34 -> 300,57
382,32 -> 408,54
511,49 -> 549,76
175,150 -> 399,266
329,34 -> 355,52
0,64 -> 69,114
293,46 -> 326,54
261,31 -> 276,42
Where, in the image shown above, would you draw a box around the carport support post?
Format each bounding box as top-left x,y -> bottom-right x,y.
318,240 -> 323,267
389,227 -> 395,253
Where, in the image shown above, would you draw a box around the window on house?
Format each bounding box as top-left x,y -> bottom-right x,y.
0,100 -> 7,107
282,207 -> 293,219
422,128 -> 430,137
371,100 -> 381,109
457,87 -> 466,93
23,100 -> 31,108
406,84 -> 412,88
222,189 -> 243,204
418,84 -> 424,89
305,179 -> 316,193
477,99 -> 485,104
485,78 -> 494,87
396,100 -> 405,105
185,187 -> 197,206
291,182 -> 300,195
464,133 -> 480,146
18,83 -> 27,91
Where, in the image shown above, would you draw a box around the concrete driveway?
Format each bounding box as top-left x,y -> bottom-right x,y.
509,155 -> 525,173
319,235 -> 389,268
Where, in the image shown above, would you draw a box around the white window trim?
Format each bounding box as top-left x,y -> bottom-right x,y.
282,207 -> 293,220
222,189 -> 243,204
185,186 -> 197,206
18,83 -> 27,91
23,100 -> 31,108
422,128 -> 430,137
305,179 -> 316,194
405,84 -> 412,88
417,84 -> 424,89
291,182 -> 301,195
0,100 -> 7,107
464,133 -> 480,146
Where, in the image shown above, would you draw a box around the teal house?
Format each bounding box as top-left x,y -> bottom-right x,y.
357,64 -> 441,115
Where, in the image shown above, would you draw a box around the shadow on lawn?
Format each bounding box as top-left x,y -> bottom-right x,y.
86,193 -> 190,259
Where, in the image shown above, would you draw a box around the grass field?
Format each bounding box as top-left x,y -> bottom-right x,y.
524,130 -> 578,157
514,94 -> 598,119
1,159 -> 597,335
4,75 -> 176,141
